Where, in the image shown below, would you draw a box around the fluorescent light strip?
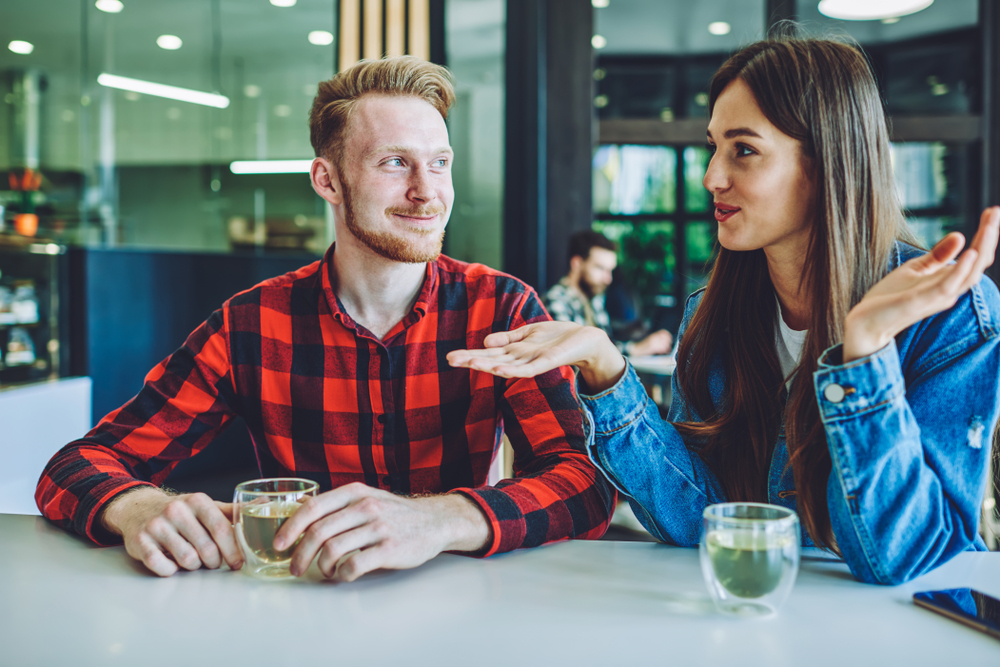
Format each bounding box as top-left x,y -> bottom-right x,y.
97,73 -> 230,108
230,160 -> 313,174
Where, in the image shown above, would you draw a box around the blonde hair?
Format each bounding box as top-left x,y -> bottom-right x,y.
309,56 -> 456,166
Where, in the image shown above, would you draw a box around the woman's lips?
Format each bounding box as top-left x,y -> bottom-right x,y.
714,204 -> 740,222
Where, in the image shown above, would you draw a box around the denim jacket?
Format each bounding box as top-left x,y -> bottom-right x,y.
580,244 -> 1000,585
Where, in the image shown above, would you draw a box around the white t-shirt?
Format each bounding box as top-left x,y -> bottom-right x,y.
775,298 -> 807,388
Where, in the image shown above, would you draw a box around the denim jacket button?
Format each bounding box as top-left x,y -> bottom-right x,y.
824,383 -> 846,403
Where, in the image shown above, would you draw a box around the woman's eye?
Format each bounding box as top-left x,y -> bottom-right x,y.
706,143 -> 717,155
735,144 -> 755,157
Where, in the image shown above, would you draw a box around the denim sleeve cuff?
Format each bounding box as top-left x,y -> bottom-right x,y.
814,339 -> 904,422
578,361 -> 652,434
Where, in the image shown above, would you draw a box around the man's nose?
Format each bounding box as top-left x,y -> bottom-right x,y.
408,167 -> 434,202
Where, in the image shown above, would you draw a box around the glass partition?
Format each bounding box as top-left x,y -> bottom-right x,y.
0,0 -> 339,253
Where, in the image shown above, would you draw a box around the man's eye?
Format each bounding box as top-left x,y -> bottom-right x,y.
385,158 -> 403,167
434,159 -> 449,167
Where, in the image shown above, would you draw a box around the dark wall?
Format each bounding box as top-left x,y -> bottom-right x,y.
70,247 -> 321,497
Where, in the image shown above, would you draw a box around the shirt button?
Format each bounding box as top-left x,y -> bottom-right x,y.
377,414 -> 387,424
824,384 -> 846,403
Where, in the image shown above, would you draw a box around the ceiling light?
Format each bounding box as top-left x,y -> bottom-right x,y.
244,84 -> 262,98
156,35 -> 183,50
817,0 -> 932,21
881,16 -> 901,23
8,41 -> 34,55
308,30 -> 334,46
230,160 -> 313,174
98,73 -> 230,108
270,0 -> 296,6
95,0 -> 124,13
708,22 -> 731,35
592,0 -> 610,7
592,34 -> 607,49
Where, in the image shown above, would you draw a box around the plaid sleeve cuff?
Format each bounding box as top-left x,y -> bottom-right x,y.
83,479 -> 158,546
449,487 -> 517,557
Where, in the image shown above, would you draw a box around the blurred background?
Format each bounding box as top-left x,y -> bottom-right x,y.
0,0 -> 997,543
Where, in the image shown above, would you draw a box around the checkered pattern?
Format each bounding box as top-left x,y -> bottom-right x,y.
544,279 -> 626,353
36,247 -> 615,555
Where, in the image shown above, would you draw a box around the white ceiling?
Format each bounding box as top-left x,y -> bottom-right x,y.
0,0 -> 982,90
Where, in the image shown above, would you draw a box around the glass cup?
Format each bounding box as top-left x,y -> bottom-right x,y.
699,502 -> 801,617
233,478 -> 319,579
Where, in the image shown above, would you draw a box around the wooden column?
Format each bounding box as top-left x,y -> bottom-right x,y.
983,0 -> 1000,284
504,0 -> 594,291
766,0 -> 797,30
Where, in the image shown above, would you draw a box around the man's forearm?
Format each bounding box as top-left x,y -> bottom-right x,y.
100,486 -> 170,536
426,493 -> 491,553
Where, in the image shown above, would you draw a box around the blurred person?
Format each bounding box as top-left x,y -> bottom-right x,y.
450,37 -> 1000,585
36,57 -> 613,579
544,229 -> 673,356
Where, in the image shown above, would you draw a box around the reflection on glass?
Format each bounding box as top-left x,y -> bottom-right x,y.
593,145 -> 676,214
594,220 -> 675,314
891,142 -> 947,210
907,217 -> 960,249
684,221 -> 714,301
684,146 -> 711,213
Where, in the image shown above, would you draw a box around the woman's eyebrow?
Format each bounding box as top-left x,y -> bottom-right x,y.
706,128 -> 764,140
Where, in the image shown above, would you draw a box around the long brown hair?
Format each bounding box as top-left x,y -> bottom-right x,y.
675,37 -> 917,549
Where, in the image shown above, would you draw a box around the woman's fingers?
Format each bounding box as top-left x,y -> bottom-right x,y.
925,232 -> 965,267
483,325 -> 533,348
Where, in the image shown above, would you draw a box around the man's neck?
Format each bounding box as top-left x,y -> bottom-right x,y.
331,240 -> 430,340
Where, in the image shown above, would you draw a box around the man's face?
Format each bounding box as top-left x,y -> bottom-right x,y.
337,94 -> 454,263
577,247 -> 617,298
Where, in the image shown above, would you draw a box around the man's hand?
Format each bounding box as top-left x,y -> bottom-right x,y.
273,483 -> 490,581
629,329 -> 673,357
100,486 -> 243,577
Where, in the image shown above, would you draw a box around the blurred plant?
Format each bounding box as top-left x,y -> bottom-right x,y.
618,224 -> 675,315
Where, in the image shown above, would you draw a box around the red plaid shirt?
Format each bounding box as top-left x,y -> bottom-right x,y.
36,247 -> 615,554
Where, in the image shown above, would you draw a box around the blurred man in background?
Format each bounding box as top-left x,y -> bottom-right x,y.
544,230 -> 672,357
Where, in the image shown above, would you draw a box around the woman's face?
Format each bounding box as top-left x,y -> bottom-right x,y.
704,78 -> 816,258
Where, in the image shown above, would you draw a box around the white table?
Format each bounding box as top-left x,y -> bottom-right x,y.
1,513 -> 997,665
627,354 -> 677,376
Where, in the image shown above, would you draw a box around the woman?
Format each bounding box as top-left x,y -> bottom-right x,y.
449,37 -> 1000,585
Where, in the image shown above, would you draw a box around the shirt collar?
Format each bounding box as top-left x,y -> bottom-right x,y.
320,243 -> 440,338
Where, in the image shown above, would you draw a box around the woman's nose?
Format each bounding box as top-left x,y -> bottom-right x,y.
703,155 -> 729,193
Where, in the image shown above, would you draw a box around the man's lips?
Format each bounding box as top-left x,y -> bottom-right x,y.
388,208 -> 446,224
714,203 -> 740,222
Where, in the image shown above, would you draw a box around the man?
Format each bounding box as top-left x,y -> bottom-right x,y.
36,57 -> 613,580
544,230 -> 672,357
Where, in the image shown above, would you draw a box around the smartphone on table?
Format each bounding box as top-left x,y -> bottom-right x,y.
913,588 -> 1000,641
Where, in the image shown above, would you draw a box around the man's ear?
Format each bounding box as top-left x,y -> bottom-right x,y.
569,255 -> 583,275
310,157 -> 344,206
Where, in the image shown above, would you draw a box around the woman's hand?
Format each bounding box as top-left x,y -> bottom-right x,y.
844,206 -> 1000,362
446,321 -> 627,393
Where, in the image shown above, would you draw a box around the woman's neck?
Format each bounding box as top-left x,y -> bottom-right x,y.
765,246 -> 810,331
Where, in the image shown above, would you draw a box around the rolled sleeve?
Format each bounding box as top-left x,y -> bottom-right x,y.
814,340 -> 905,423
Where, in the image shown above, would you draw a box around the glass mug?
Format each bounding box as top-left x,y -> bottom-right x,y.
233,478 -> 319,579
699,502 -> 801,617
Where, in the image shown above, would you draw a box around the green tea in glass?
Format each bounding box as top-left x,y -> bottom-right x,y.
234,478 -> 318,579
700,502 -> 800,617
